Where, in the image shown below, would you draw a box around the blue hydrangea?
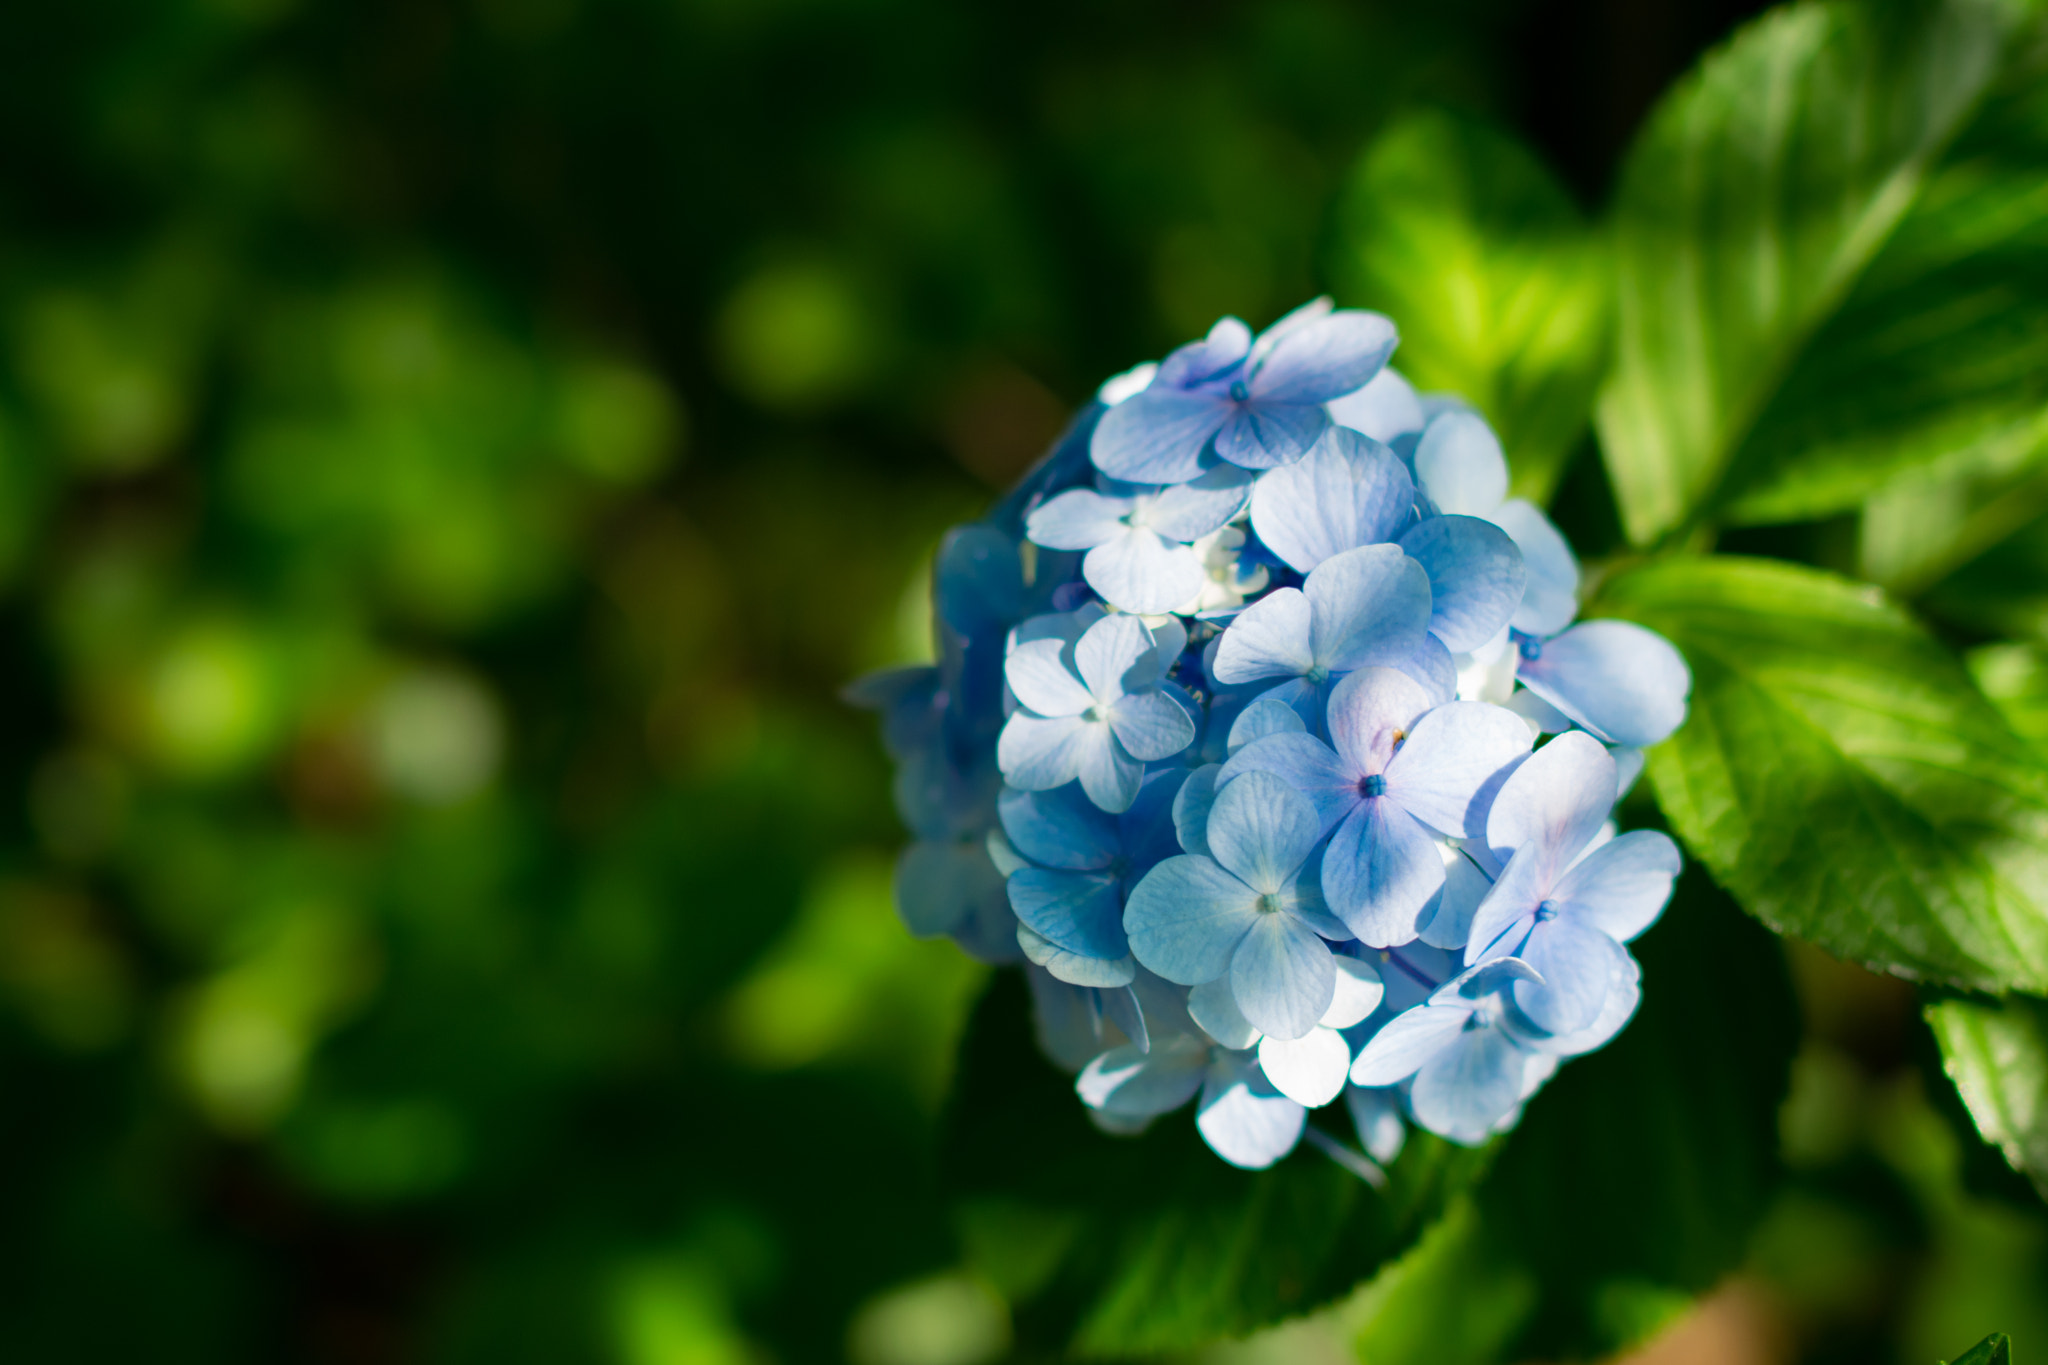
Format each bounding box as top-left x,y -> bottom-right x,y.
852,301 -> 1694,1172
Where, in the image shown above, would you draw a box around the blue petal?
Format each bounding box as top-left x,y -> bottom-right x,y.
1230,912 -> 1338,1040
1248,427 -> 1415,573
1518,946 -> 1641,1057
1513,919 -> 1626,1035
1075,613 -> 1161,704
1213,401 -> 1329,470
1399,516 -> 1526,654
1145,464 -> 1254,542
1026,488 -> 1131,551
1347,1002 -> 1469,1085
1075,725 -> 1144,813
935,525 -> 1026,638
1516,620 -> 1691,748
1090,387 -> 1231,483
1483,729 -> 1615,879
1018,923 -> 1137,987
1492,500 -> 1579,636
1227,696 -> 1307,754
996,711 -> 1094,791
1344,1084 -> 1408,1163
1172,764 -> 1221,858
1304,545 -> 1433,672
1463,843 -> 1549,965
1251,309 -> 1398,403
1326,366 -> 1423,443
1409,1025 -> 1529,1144
1384,701 -> 1534,839
1157,315 -> 1253,388
1005,638 -> 1091,717
1412,411 -> 1507,517
1321,796 -> 1445,947
1027,965 -> 1106,1070
1007,867 -> 1128,959
1117,767 -> 1192,876
896,839 -> 1007,938
1418,846 -> 1492,951
1084,529 -> 1206,614
1322,955 -> 1386,1028
1124,854 -> 1260,984
1213,587 -> 1316,685
1204,768 -> 1323,895
998,783 -> 1119,870
1551,829 -> 1681,943
1188,976 -> 1262,1049
1078,1036 -> 1209,1116
1258,1026 -> 1352,1106
1107,688 -> 1198,762
1196,1054 -> 1307,1169
1396,633 -> 1458,705
1325,665 -> 1433,775
1100,981 -> 1149,1052
1216,731 -> 1357,836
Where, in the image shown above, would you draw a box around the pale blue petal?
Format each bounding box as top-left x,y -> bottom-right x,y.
1321,797 -> 1445,947
1321,955 -> 1385,1028
1090,386 -> 1231,483
1172,764 -> 1221,857
1005,638 -> 1091,717
1118,767 -> 1191,874
1551,829 -> 1682,943
997,711 -> 1094,790
1247,427 -> 1415,573
1513,920 -> 1628,1035
1325,665 -> 1432,776
1492,500 -> 1579,636
1204,769 -> 1323,895
1075,613 -> 1160,705
1326,366 -> 1423,442
1026,488 -> 1132,551
1517,619 -> 1691,748
1230,912 -> 1337,1039
1409,1026 -> 1529,1144
1157,316 -> 1253,388
1124,854 -> 1260,984
1213,402 -> 1329,470
1505,687 -> 1571,734
935,526 -> 1026,638
1344,1085 -> 1408,1163
1251,309 -> 1399,403
1018,924 -> 1138,987
1413,411 -> 1508,517
986,827 -> 1029,878
1075,725 -> 1144,813
895,839 -> 1005,938
1612,745 -> 1647,798
1007,867 -> 1127,959
1213,587 -> 1316,685
1100,982 -> 1149,1052
1227,696 -> 1307,754
1519,946 -> 1641,1057
1347,1003 -> 1470,1086
1258,1027 -> 1351,1106
1396,633 -> 1458,706
1131,968 -> 1198,1041
1106,688 -> 1198,762
1189,976 -> 1261,1049
1484,729 -> 1616,880
1083,530 -> 1204,615
1281,843 -> 1353,941
1399,516 -> 1526,654
1304,545 -> 1433,672
1462,844 -> 1549,966
1385,701 -> 1534,838
1196,1054 -> 1307,1169
1078,1035 -> 1209,1116
998,783 -> 1118,870
1216,732 -> 1358,836
1145,464 -> 1254,542
1418,846 -> 1491,951
1028,965 -> 1104,1070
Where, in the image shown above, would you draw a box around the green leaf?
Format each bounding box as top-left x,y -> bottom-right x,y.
1944,1330 -> 2015,1365
1928,993 -> 2048,1201
1596,554 -> 2048,993
1480,866 -> 1800,1357
1971,643 -> 2048,753
1597,0 -> 2025,546
1346,1200 -> 1537,1365
940,971 -> 1492,1356
1329,109 -> 1607,503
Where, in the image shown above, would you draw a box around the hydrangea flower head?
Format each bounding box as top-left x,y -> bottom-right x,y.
853,300 -> 1692,1171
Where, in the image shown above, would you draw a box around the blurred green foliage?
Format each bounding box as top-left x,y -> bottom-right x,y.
4,0 -> 2048,1362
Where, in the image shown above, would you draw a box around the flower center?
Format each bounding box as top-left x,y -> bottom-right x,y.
1361,773 -> 1387,798
1534,899 -> 1561,923
1083,704 -> 1106,724
1256,893 -> 1282,915
1517,633 -> 1543,661
1305,664 -> 1329,684
1229,380 -> 1250,403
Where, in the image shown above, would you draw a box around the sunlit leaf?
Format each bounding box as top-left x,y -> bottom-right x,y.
1945,1330 -> 2015,1365
1330,109 -> 1606,503
1598,555 -> 2048,993
1928,993 -> 2048,1201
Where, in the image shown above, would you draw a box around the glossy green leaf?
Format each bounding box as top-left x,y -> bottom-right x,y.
1598,0 -> 2024,546
1329,109 -> 1607,503
1597,555 -> 2048,993
1928,993 -> 2048,1201
1971,643 -> 2048,753
1346,1199 -> 1536,1365
1945,1331 -> 2015,1365
941,971 -> 1493,1356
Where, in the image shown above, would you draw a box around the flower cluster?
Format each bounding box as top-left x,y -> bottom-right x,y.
852,301 -> 1691,1171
